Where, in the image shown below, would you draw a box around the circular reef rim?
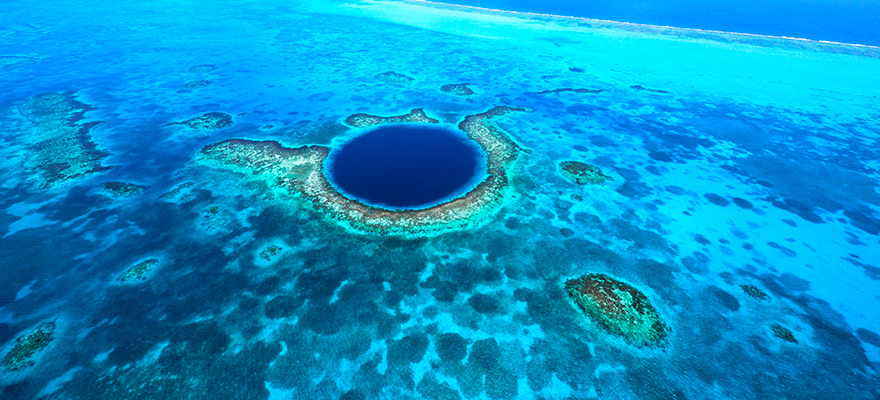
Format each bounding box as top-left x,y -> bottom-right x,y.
196,107 -> 529,236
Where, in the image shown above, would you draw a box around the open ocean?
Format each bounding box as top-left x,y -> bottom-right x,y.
1,0 -> 879,399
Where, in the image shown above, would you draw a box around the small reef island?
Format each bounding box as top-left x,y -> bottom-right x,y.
565,273 -> 668,347
558,161 -> 613,185
197,107 -> 528,235
1,321 -> 56,371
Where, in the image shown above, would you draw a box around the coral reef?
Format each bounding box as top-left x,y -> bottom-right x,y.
1,321 -> 55,371
559,161 -> 613,184
631,85 -> 670,94
166,112 -> 233,130
344,108 -> 439,128
18,91 -> 113,189
159,181 -> 196,202
259,244 -> 284,262
532,88 -> 605,95
197,106 -> 527,235
740,284 -> 769,300
199,205 -> 229,232
98,181 -> 145,198
119,259 -> 160,283
441,83 -> 474,96
771,324 -> 798,344
565,273 -> 668,347
183,80 -> 213,89
375,71 -> 414,85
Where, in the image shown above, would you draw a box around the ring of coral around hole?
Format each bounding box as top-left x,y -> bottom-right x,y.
196,107 -> 529,236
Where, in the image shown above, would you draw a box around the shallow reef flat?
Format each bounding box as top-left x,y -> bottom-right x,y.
15,92 -> 112,189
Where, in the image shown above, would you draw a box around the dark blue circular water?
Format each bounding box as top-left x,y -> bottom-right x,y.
329,125 -> 481,209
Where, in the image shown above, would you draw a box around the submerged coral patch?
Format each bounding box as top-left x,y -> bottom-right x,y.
771,324 -> 798,344
440,83 -> 474,96
183,80 -> 213,89
740,284 -> 769,300
166,112 -> 233,130
631,85 -> 670,94
256,243 -> 288,267
565,273 -> 668,347
375,70 -> 414,85
159,181 -> 196,202
119,258 -> 160,283
344,108 -> 439,128
1,321 -> 55,371
532,88 -> 605,95
559,161 -> 613,184
197,106 -> 527,235
18,92 -> 113,189
98,181 -> 145,198
259,244 -> 283,261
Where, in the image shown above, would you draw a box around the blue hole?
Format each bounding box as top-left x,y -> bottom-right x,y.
329,125 -> 482,210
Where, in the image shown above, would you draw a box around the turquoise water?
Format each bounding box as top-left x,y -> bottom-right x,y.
1,0 -> 879,399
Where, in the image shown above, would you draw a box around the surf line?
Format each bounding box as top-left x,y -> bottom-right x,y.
404,0 -> 880,50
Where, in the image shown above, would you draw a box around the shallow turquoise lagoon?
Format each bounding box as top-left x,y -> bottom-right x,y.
1,0 -> 879,399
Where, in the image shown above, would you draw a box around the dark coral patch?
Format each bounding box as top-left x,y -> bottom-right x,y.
732,197 -> 753,209
98,181 -> 145,198
375,71 -> 414,85
184,80 -> 213,89
648,151 -> 673,162
704,193 -> 730,206
436,333 -> 468,364
740,284 -> 769,300
565,273 -> 667,347
19,92 -> 113,189
441,83 -> 474,96
467,294 -> 500,314
1,321 -> 55,371
166,112 -> 233,130
119,258 -> 160,283
771,324 -> 798,344
532,88 -> 605,95
258,244 -> 283,262
558,161 -> 613,184
631,85 -> 670,94
344,108 -> 439,128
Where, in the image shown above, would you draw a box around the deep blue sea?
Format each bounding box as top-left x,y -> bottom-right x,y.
1,0 -> 879,399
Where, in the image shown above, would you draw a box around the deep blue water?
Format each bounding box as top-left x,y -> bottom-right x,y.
329,125 -> 479,208
454,0 -> 880,45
